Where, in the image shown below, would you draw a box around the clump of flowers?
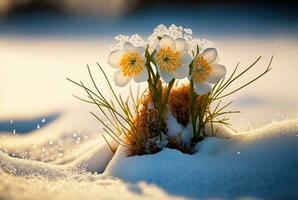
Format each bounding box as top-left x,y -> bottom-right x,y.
69,24 -> 272,156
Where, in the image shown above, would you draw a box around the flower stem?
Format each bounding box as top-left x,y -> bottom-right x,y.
156,78 -> 175,135
190,79 -> 197,138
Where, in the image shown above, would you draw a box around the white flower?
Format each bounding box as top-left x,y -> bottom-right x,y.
108,42 -> 148,87
153,35 -> 192,83
191,48 -> 226,94
147,24 -> 213,57
113,34 -> 145,52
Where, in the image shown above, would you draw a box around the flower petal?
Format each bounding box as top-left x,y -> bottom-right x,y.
206,64 -> 227,84
133,69 -> 148,83
181,53 -> 192,66
113,70 -> 131,87
173,66 -> 189,79
201,48 -> 218,63
108,50 -> 122,68
175,38 -> 187,53
194,82 -> 212,95
157,67 -> 174,83
136,46 -> 145,55
123,42 -> 138,52
173,53 -> 191,79
159,35 -> 176,50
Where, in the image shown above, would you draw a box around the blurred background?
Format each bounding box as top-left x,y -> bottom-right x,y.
1,0 -> 298,132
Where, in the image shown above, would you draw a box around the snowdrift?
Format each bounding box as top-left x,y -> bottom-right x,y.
105,118 -> 298,199
0,117 -> 298,199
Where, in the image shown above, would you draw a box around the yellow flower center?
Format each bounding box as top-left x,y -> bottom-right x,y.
120,52 -> 144,77
192,56 -> 212,83
157,47 -> 181,72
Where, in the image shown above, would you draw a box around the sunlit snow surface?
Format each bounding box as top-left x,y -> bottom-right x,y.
0,112 -> 297,200
0,169 -> 180,200
0,112 -> 179,200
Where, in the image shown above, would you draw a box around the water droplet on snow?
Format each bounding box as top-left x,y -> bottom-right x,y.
42,118 -> 46,123
37,124 -> 40,129
237,151 -> 240,155
73,133 -> 77,138
13,129 -> 16,134
10,119 -> 13,124
49,140 -> 53,145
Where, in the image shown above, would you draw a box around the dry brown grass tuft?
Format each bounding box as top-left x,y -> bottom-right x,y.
125,92 -> 167,156
167,136 -> 193,154
169,84 -> 207,127
125,85 -> 206,156
169,84 -> 192,127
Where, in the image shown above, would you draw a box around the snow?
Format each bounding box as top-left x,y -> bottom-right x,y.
165,110 -> 233,147
0,112 -> 115,173
0,169 -> 180,200
165,111 -> 193,146
105,118 -> 298,199
0,114 -> 297,199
